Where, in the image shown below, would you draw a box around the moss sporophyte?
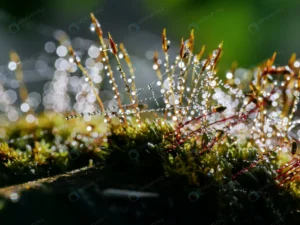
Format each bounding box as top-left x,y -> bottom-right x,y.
0,12 -> 300,224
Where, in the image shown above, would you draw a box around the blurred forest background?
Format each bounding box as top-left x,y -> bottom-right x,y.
0,0 -> 299,106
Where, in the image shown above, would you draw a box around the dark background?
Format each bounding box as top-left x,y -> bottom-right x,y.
0,0 -> 300,110
1,0 -> 300,71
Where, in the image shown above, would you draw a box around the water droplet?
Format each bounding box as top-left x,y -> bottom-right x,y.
90,23 -> 96,32
288,119 -> 300,142
8,62 -> 17,71
10,192 -> 19,203
178,61 -> 185,69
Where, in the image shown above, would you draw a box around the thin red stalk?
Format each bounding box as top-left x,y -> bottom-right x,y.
261,66 -> 295,77
165,110 -> 216,137
276,158 -> 299,173
275,160 -> 300,181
